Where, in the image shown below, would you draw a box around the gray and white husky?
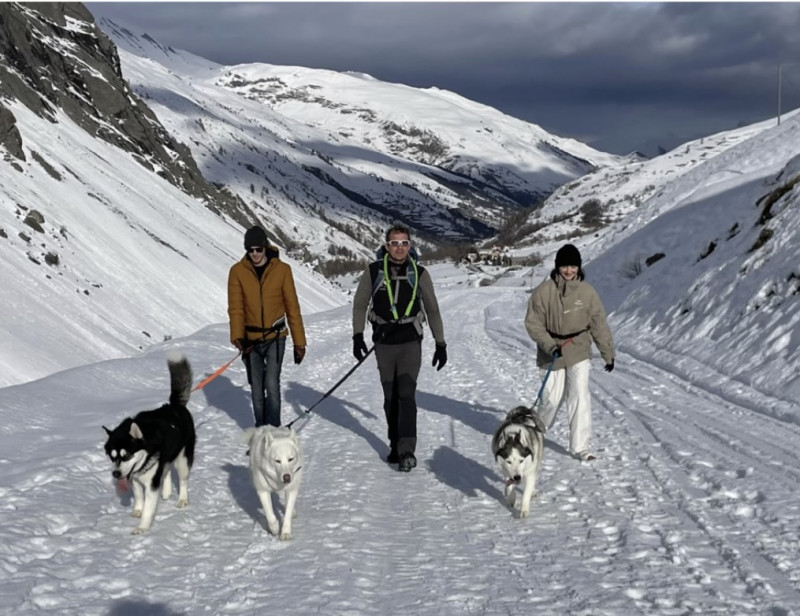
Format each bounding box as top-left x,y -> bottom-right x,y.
103,351 -> 196,534
491,405 -> 546,518
243,425 -> 303,540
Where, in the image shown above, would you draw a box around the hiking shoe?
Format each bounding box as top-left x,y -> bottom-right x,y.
576,451 -> 596,461
386,450 -> 399,464
398,453 -> 417,472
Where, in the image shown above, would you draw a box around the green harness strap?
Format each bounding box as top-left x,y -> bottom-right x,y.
382,253 -> 419,321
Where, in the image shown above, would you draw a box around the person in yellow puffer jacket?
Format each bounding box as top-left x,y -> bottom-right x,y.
228,225 -> 306,427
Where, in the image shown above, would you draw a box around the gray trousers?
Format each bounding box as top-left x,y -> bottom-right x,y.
374,340 -> 422,456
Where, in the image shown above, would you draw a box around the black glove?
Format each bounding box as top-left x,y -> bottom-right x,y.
432,343 -> 447,371
293,346 -> 306,365
234,338 -> 253,355
550,345 -> 561,359
352,333 -> 368,361
604,359 -> 615,373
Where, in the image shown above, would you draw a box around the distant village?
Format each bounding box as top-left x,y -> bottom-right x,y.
463,246 -> 514,267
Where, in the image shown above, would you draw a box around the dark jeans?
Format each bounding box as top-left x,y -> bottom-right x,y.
248,337 -> 286,427
374,340 -> 421,456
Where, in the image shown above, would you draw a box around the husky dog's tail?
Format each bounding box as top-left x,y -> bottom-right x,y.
167,351 -> 193,406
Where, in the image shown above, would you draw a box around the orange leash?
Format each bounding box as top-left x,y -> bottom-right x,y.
192,351 -> 242,391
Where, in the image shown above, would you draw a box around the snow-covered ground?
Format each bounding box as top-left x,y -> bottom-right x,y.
1,262 -> 799,615
2,11 -> 800,613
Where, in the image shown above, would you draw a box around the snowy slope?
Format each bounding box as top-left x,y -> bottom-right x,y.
1,266 -> 799,615
513,113 -> 800,255
217,62 -> 619,185
0,102 -> 346,387
3,6 -> 800,615
99,17 -> 622,251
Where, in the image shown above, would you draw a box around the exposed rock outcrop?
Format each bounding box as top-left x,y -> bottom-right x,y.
0,3 -> 258,227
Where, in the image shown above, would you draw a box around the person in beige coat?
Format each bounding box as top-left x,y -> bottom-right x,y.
524,244 -> 615,461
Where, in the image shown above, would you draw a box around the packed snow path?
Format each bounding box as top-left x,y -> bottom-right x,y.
1,285 -> 799,615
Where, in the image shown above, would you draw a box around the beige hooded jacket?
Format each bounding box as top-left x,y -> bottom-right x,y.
525,271 -> 615,370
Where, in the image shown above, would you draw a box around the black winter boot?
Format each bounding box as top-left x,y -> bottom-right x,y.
398,452 -> 417,472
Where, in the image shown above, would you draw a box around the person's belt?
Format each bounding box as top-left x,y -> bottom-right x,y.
547,328 -> 587,340
245,316 -> 287,337
245,325 -> 283,333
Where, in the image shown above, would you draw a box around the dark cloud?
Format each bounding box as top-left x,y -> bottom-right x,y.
87,2 -> 800,155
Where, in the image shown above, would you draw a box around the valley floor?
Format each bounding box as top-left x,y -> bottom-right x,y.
1,284 -> 799,615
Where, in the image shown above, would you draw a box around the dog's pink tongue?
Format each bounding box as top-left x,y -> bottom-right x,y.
116,478 -> 130,493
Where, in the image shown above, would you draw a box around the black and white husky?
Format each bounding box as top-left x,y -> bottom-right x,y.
491,405 -> 546,518
243,425 -> 303,540
103,351 -> 196,534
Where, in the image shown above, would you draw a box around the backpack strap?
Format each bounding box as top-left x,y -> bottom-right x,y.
369,255 -> 420,319
380,253 -> 419,321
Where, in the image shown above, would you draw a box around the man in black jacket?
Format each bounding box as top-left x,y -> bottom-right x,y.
352,224 -> 447,472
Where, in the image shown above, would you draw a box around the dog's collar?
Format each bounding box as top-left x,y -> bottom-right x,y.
128,455 -> 156,480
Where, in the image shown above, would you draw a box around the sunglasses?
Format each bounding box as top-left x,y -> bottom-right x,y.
247,246 -> 265,254
387,239 -> 411,247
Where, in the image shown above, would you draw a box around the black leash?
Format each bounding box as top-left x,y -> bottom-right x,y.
284,344 -> 376,429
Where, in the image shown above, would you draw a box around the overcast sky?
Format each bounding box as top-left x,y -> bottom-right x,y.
87,2 -> 800,155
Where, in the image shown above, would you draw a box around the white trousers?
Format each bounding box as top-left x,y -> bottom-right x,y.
536,359 -> 591,455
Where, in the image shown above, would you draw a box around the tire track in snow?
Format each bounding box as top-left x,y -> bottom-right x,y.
6,285 -> 800,614
591,353 -> 800,609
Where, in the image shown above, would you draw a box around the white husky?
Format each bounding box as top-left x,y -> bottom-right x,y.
243,425 -> 303,540
491,406 -> 546,518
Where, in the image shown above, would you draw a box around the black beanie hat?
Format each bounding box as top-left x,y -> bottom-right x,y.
244,226 -> 267,249
555,244 -> 582,269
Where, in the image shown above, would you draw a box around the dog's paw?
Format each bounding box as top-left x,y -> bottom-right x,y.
519,509 -> 530,519
267,521 -> 280,536
161,488 -> 172,500
132,509 -> 143,518
176,498 -> 188,509
279,531 -> 292,541
131,526 -> 148,535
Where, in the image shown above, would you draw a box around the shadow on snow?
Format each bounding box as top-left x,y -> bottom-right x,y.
107,598 -> 186,616
198,373 -> 252,430
283,381 -> 384,459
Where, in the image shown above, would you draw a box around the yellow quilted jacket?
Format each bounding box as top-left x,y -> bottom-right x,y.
227,248 -> 306,347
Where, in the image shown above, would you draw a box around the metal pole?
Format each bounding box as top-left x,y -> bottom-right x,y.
778,64 -> 782,126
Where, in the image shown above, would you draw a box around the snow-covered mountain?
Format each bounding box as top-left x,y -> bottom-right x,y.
2,6 -> 800,613
508,112 -> 800,258
98,16 -> 621,259
0,3 -> 345,386
0,2 -> 621,387
3,99 -> 800,616
518,112 -> 800,402
2,1 -> 799,402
